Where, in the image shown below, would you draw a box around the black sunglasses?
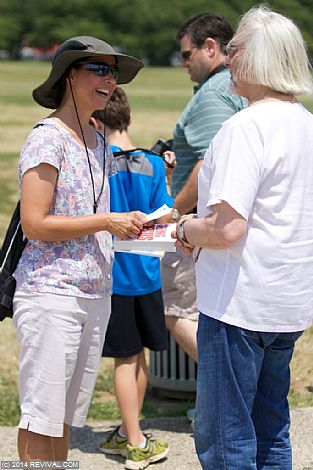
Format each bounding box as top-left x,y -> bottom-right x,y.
79,62 -> 119,80
181,46 -> 197,61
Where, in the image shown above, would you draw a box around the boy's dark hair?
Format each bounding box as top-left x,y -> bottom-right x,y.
92,87 -> 131,132
176,12 -> 233,53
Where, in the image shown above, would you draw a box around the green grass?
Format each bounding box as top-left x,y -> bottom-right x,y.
299,95 -> 313,113
127,94 -> 190,112
87,366 -> 196,422
87,400 -> 121,421
0,368 -> 20,425
289,389 -> 313,408
140,395 -> 195,419
0,153 -> 18,221
0,391 -> 20,426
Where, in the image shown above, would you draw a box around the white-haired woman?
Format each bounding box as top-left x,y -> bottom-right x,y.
174,6 -> 313,469
12,36 -> 146,461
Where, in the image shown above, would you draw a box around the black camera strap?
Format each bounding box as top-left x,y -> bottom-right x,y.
113,148 -> 175,168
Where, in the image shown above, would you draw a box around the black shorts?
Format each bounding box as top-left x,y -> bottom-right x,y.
102,289 -> 169,358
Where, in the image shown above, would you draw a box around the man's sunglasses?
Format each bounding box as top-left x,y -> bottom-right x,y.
181,46 -> 197,61
79,62 -> 119,80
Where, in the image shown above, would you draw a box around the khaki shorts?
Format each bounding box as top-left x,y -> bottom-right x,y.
161,249 -> 199,321
13,290 -> 111,437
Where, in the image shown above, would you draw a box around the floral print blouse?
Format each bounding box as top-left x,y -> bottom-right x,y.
14,118 -> 116,298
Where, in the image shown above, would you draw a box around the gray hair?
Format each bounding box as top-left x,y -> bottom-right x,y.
228,5 -> 313,95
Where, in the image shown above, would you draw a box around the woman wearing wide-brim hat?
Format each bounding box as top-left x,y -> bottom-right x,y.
12,36 -> 146,461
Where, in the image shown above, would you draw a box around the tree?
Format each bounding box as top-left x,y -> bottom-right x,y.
0,0 -> 312,64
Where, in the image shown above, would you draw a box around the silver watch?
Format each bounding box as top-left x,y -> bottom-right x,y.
171,208 -> 181,222
177,219 -> 190,245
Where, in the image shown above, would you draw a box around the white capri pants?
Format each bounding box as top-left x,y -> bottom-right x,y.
13,290 -> 111,437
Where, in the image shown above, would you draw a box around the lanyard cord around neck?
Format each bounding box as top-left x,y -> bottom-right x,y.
69,81 -> 106,214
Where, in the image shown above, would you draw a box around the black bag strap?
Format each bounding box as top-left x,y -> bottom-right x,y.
0,201 -> 27,321
0,201 -> 27,274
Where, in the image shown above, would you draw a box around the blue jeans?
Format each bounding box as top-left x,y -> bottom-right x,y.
194,314 -> 303,470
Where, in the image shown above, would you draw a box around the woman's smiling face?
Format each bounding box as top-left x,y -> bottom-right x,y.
70,56 -> 117,112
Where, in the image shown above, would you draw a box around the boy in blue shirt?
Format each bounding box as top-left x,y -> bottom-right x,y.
93,87 -> 173,469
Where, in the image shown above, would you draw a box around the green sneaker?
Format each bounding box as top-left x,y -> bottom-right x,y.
125,435 -> 169,469
99,426 -> 128,456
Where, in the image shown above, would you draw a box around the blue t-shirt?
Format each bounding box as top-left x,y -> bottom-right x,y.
109,146 -> 174,295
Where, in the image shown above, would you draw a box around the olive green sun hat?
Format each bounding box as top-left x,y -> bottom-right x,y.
32,36 -> 144,109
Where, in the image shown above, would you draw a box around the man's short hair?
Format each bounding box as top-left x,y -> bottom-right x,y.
93,86 -> 131,132
176,12 -> 234,53
228,6 -> 313,96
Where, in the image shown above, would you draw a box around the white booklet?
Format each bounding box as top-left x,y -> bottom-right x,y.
114,223 -> 177,255
144,204 -> 172,222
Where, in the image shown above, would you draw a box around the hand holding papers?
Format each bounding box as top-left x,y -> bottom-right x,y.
113,205 -> 176,255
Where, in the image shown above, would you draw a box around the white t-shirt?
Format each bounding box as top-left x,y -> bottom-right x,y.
196,101 -> 313,332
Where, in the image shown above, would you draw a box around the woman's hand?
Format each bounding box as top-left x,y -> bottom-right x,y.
105,211 -> 147,239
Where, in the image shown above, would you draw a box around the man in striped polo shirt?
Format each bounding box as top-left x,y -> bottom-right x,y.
162,13 -> 247,366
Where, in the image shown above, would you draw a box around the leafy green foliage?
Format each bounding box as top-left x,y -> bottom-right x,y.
0,0 -> 312,64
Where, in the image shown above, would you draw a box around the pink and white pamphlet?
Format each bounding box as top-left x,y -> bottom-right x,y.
113,205 -> 176,255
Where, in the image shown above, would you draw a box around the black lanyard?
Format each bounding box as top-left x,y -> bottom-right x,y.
85,132 -> 106,214
33,122 -> 106,214
69,79 -> 106,214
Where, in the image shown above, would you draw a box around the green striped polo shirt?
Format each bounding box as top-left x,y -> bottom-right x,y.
171,66 -> 247,197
